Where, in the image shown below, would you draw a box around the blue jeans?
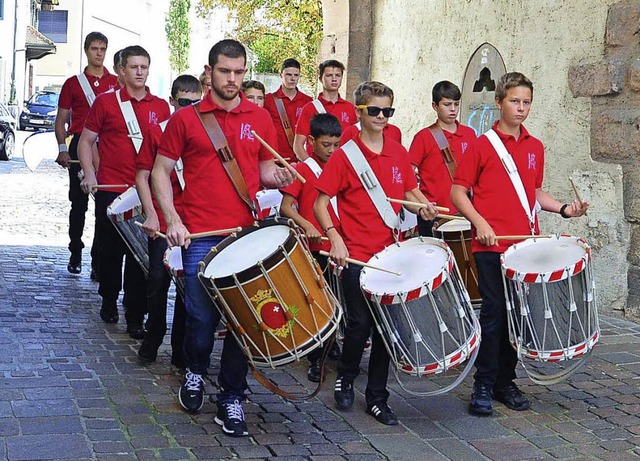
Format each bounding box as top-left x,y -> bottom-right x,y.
182,237 -> 248,399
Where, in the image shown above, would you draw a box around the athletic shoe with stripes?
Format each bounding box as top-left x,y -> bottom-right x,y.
366,402 -> 399,425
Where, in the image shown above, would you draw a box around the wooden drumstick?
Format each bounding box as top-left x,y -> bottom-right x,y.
319,250 -> 402,276
135,222 -> 241,240
250,129 -> 306,184
569,176 -> 588,216
386,197 -> 449,213
68,159 -> 80,164
135,221 -> 166,239
489,234 -> 554,241
92,184 -> 129,189
436,213 -> 467,221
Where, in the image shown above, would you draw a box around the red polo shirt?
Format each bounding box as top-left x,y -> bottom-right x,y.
341,123 -> 403,146
85,86 -> 170,192
316,136 -> 417,262
58,67 -> 118,135
157,92 -> 276,233
264,86 -> 312,158
295,94 -> 357,137
453,122 -> 544,254
409,121 -> 477,213
137,123 -> 183,233
279,154 -> 340,252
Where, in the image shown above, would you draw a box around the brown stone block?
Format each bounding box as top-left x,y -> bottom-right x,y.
629,225 -> 640,265
568,62 -> 623,97
628,58 -> 640,92
591,106 -> 640,164
625,168 -> 640,222
605,0 -> 640,48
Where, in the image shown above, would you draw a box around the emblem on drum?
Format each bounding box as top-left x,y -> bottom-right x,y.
250,289 -> 298,338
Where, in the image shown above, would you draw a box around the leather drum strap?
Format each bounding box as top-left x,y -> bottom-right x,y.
428,123 -> 456,182
273,96 -> 295,148
193,104 -> 258,216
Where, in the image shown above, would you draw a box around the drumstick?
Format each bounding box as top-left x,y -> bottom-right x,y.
250,129 -> 306,184
491,234 -> 554,241
436,213 -> 467,221
386,197 -> 449,213
92,184 -> 129,189
569,176 -> 588,216
319,250 -> 402,276
68,159 -> 80,164
134,221 -> 166,239
135,222 -> 241,240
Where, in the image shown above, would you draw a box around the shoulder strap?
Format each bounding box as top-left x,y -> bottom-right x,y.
427,123 -> 456,181
484,129 -> 536,233
193,103 -> 257,216
273,96 -> 295,148
159,120 -> 185,191
304,157 -> 339,218
311,99 -> 326,114
115,89 -> 143,154
341,140 -> 399,229
354,121 -> 361,130
76,72 -> 96,107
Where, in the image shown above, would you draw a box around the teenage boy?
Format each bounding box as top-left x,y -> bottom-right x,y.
151,39 -> 295,437
451,72 -> 589,416
240,80 -> 266,107
78,45 -> 170,337
264,58 -> 313,160
135,74 -> 202,367
294,60 -> 357,161
55,32 -> 118,276
314,81 -> 437,425
279,113 -> 343,383
409,80 -> 477,236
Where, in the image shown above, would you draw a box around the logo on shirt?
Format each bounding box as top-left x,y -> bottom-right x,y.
391,166 -> 403,184
528,152 -> 537,170
341,112 -> 350,123
461,141 -> 469,154
296,107 -> 303,118
148,111 -> 159,125
240,123 -> 254,141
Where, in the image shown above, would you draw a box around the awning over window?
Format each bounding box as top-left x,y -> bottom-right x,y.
26,25 -> 56,61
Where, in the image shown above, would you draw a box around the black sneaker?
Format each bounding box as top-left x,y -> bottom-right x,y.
307,360 -> 322,383
99,302 -> 119,324
334,376 -> 354,409
137,340 -> 158,364
493,382 -> 531,411
126,324 -> 147,340
178,371 -> 205,413
67,259 -> 81,274
214,398 -> 249,437
366,402 -> 399,426
469,382 -> 493,416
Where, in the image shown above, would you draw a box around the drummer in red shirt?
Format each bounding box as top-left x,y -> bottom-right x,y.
293,60 -> 357,161
151,39 -> 295,437
314,81 -> 437,426
409,80 -> 477,236
78,45 -> 170,338
451,72 -> 589,417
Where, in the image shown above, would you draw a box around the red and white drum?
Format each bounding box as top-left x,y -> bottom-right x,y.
256,188 -> 283,219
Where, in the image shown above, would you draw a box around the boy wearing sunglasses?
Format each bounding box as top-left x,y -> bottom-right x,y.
135,74 -> 202,367
314,81 -> 438,425
409,81 -> 477,236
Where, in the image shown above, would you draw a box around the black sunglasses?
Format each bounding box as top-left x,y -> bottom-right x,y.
177,98 -> 200,107
357,105 -> 395,118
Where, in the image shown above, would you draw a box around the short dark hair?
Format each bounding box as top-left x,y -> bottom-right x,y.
353,81 -> 394,106
84,32 -> 108,52
310,113 -> 342,139
281,58 -> 301,72
113,49 -> 123,68
171,74 -> 202,98
208,39 -> 246,68
241,80 -> 265,94
318,59 -> 345,78
432,81 -> 461,104
495,72 -> 534,102
119,45 -> 151,67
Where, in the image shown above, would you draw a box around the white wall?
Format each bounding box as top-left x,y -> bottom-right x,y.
0,0 -> 30,108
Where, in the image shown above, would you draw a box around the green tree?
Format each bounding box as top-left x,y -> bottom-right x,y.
196,0 -> 323,84
165,0 -> 191,74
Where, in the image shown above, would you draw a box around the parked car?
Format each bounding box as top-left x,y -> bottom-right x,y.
19,91 -> 59,131
0,102 -> 16,161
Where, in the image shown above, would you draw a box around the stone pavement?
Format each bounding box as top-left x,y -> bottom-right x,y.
1,146 -> 640,460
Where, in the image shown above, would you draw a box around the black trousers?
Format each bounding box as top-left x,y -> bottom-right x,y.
472,251 -> 517,388
417,215 -> 436,237
94,191 -> 147,326
308,252 -> 330,363
336,264 -> 390,406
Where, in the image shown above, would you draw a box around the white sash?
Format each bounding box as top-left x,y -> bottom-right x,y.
311,99 -> 326,114
304,157 -> 338,218
115,89 -> 142,154
76,72 -> 96,107
158,120 -> 185,190
341,140 -> 399,229
354,121 -> 361,130
484,129 -> 539,233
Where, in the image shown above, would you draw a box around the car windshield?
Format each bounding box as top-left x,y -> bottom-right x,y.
31,93 -> 58,107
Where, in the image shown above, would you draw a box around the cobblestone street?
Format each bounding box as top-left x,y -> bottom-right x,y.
1,143 -> 640,460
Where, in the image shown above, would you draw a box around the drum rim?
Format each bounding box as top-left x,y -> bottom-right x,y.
163,246 -> 183,278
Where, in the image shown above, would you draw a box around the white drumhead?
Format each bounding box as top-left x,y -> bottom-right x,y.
436,219 -> 470,233
165,246 -> 182,272
502,236 -> 587,274
107,187 -> 141,215
361,238 -> 449,294
203,225 -> 290,278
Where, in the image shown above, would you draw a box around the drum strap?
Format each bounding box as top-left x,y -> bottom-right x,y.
428,123 -> 456,181
193,103 -> 258,217
341,140 -> 399,230
485,129 -> 538,233
115,89 -> 143,154
273,96 -> 295,148
303,157 -> 339,218
76,72 -> 96,107
159,120 -> 185,191
311,99 -> 327,114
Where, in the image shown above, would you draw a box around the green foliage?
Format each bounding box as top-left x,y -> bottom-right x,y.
196,0 -> 323,84
165,0 -> 191,74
